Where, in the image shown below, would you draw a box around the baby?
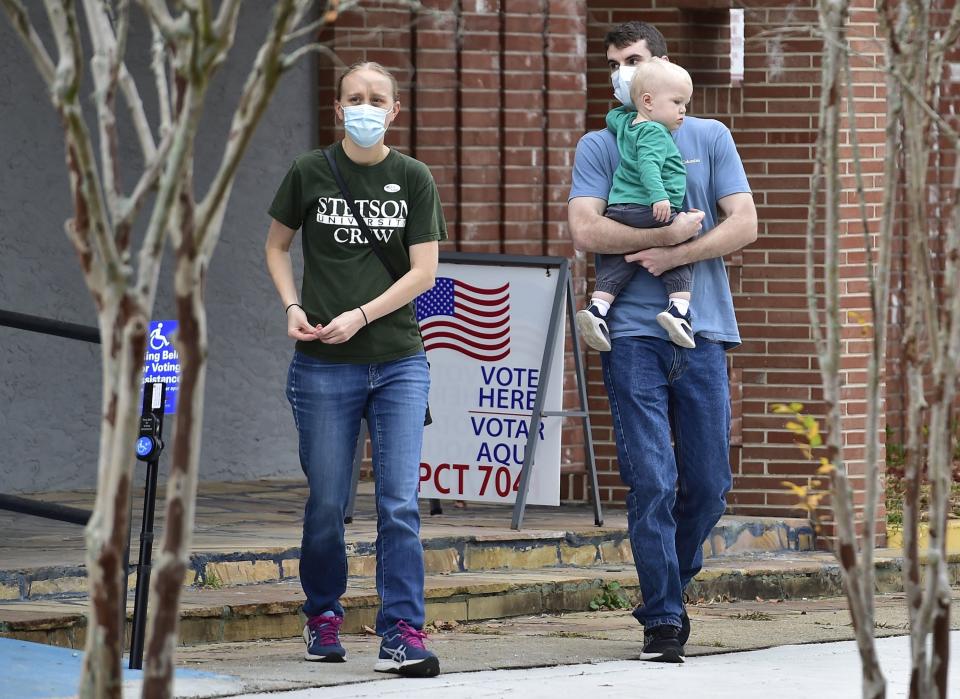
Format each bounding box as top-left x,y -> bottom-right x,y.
577,58 -> 696,351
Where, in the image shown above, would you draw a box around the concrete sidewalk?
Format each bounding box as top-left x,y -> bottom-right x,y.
231,633 -> 960,699
6,593 -> 959,697
163,592 -> 958,697
3,480 -> 957,658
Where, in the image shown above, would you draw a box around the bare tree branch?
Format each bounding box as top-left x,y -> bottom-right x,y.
194,0 -> 299,254
120,130 -> 174,228
840,39 -> 887,628
134,81 -> 201,308
878,4 -> 960,694
81,0 -> 125,226
213,0 -> 242,37
118,63 -> 159,161
45,0 -> 81,102
888,64 -> 960,150
198,0 -> 214,39
1,0 -> 57,85
284,0 -> 345,43
136,0 -> 184,41
283,40 -> 340,69
149,23 -> 172,138
204,0 -> 241,73
109,0 -> 131,73
43,0 -> 123,286
935,1 -> 960,59
914,130 -> 960,699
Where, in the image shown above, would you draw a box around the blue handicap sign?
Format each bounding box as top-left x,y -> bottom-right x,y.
136,436 -> 154,458
143,320 -> 179,414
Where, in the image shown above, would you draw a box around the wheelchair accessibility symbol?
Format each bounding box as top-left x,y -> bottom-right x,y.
149,322 -> 171,351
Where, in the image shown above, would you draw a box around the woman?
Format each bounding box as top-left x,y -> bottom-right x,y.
265,62 -> 445,678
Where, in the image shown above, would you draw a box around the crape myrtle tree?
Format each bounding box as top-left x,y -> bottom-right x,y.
0,1 -> 428,697
779,0 -> 959,697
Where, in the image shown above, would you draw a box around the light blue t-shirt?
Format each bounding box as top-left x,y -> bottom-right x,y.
568,116 -> 751,348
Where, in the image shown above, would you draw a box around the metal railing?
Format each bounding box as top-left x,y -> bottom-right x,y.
1,307 -> 159,670
0,308 -> 99,524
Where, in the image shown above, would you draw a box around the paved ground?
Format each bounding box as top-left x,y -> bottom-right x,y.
162,592 -> 958,696
1,480 -> 618,571
5,481 -> 956,698
231,633 -> 960,699
6,593 -> 960,697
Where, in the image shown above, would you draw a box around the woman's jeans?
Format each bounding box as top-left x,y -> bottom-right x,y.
286,350 -> 430,634
601,336 -> 732,630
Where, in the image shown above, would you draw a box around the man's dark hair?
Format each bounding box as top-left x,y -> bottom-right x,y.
604,21 -> 668,57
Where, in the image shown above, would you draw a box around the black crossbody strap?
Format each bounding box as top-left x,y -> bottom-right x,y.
323,148 -> 434,427
323,148 -> 402,282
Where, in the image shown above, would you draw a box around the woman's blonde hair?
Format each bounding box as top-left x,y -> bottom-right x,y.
337,61 -> 399,102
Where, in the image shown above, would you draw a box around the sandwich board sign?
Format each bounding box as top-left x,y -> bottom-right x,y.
416,255 -> 566,506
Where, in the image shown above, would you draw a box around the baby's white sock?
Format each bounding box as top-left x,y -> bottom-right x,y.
670,298 -> 690,315
590,298 -> 611,316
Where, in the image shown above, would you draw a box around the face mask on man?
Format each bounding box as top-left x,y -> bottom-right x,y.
342,104 -> 390,147
611,65 -> 637,108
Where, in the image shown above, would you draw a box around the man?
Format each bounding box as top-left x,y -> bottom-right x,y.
568,21 -> 757,663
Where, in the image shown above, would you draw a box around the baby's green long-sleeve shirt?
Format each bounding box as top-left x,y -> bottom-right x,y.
606,106 -> 686,210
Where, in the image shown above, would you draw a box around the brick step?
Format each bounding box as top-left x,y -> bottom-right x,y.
1,515 -> 814,602
2,549 -> 955,650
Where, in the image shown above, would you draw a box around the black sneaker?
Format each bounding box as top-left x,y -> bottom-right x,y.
641,624 -> 685,663
576,304 -> 612,352
656,303 -> 696,349
679,609 -> 690,646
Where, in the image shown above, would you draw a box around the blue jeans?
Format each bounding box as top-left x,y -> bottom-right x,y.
286,350 -> 430,634
601,336 -> 732,630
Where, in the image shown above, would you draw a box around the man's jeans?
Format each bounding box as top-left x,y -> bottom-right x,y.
601,336 -> 732,630
286,350 -> 430,634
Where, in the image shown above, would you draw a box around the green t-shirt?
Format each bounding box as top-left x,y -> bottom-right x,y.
606,107 -> 686,210
268,143 -> 447,363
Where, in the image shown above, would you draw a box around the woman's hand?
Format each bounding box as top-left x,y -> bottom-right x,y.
315,308 -> 367,344
287,306 -> 323,341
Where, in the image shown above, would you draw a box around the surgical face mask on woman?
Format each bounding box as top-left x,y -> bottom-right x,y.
342,104 -> 390,148
611,65 -> 637,108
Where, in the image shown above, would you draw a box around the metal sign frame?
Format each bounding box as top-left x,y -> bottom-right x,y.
344,252 -> 602,530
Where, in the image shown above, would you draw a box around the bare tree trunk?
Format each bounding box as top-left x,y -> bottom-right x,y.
140,3 -> 325,694
810,0 -> 886,695
875,0 -> 960,695
141,255 -> 207,698
0,1 -> 454,697
840,22 -> 893,626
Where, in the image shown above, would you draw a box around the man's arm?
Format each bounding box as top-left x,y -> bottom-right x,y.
625,192 -> 757,276
568,196 -> 703,254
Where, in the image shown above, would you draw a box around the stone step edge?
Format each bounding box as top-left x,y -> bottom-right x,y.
1,516 -> 815,601
3,552 -> 957,650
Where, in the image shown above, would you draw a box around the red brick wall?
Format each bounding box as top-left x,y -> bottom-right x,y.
315,0 -> 591,483
315,0 -> 585,249
571,0 -> 890,542
573,2 -> 747,506
316,1 -> 917,542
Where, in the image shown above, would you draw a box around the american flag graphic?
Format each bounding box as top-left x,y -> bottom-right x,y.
416,277 -> 510,361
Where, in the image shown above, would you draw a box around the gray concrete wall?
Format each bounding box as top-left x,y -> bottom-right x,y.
0,5 -> 315,493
